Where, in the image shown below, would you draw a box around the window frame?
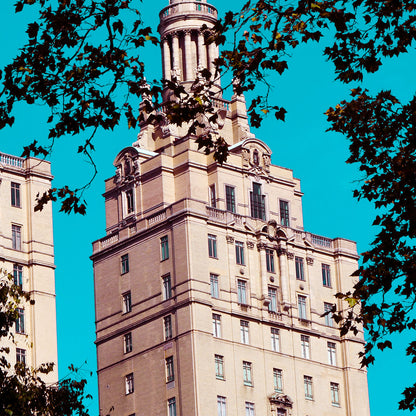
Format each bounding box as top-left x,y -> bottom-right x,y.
245,402 -> 255,416
243,361 -> 253,386
121,254 -> 129,275
298,295 -> 307,320
215,354 -> 225,380
166,356 -> 175,383
209,184 -> 217,208
13,264 -> 23,288
304,375 -> 313,400
237,279 -> 248,305
125,189 -> 135,214
217,396 -> 226,416
322,263 -> 332,287
12,224 -> 22,251
268,287 -> 277,313
330,382 -> 340,406
279,200 -> 290,227
225,185 -> 236,213
15,308 -> 24,334
125,373 -> 134,395
300,335 -> 310,359
168,397 -> 177,416
212,314 -> 222,338
163,274 -> 172,300
266,249 -> 275,273
122,292 -> 132,314
208,234 -> 218,258
161,236 -> 169,261
295,257 -> 305,281
324,302 -> 335,327
124,332 -> 133,353
164,315 -> 172,340
327,342 -> 337,366
240,320 -> 249,344
11,182 -> 21,208
270,327 -> 280,352
235,241 -> 245,265
210,273 -> 219,298
16,348 -> 26,365
273,368 -> 283,393
250,182 -> 266,220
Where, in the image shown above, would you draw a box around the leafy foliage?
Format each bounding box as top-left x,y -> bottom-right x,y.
0,271 -> 91,415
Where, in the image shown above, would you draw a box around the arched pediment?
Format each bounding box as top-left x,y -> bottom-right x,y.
269,393 -> 293,408
113,147 -> 140,183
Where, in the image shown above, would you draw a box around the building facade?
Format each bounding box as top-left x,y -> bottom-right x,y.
0,151 -> 58,384
92,1 -> 371,415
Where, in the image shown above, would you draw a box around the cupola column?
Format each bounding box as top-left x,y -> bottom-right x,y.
184,30 -> 193,80
197,31 -> 207,68
172,32 -> 180,79
208,38 -> 216,74
162,37 -> 171,80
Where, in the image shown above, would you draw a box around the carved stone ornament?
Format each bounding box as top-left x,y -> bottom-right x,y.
226,235 -> 235,244
246,241 -> 255,249
269,393 -> 293,415
277,247 -> 287,256
286,252 -> 294,260
256,242 -> 267,251
115,165 -> 122,184
242,147 -> 250,167
306,257 -> 314,266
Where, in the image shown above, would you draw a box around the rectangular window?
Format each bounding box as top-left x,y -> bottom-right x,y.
324,302 -> 335,327
208,234 -> 217,258
16,348 -> 26,365
266,249 -> 275,273
240,320 -> 249,344
213,314 -> 221,338
126,189 -> 134,214
124,332 -> 132,353
164,315 -> 172,340
210,184 -> 217,208
168,397 -> 177,416
217,396 -> 226,416
243,361 -> 253,386
163,274 -> 172,300
250,182 -> 266,220
12,225 -> 22,251
215,354 -> 224,380
295,257 -> 304,281
245,402 -> 255,416
166,356 -> 175,382
121,254 -> 129,274
268,287 -> 277,313
225,185 -> 236,213
237,279 -> 247,305
13,264 -> 23,288
125,373 -> 134,395
161,236 -> 169,261
271,328 -> 280,352
301,335 -> 310,359
235,241 -> 245,265
304,375 -> 313,400
330,382 -> 340,406
327,342 -> 337,366
11,182 -> 21,207
15,308 -> 24,334
122,292 -> 132,313
322,264 -> 331,287
210,274 -> 219,298
273,368 -> 283,393
279,200 -> 290,226
298,295 -> 307,320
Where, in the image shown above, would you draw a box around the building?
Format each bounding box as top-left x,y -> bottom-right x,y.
0,151 -> 58,384
92,0 -> 371,415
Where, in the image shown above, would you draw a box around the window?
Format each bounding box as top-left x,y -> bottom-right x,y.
277,410 -> 286,416
273,368 -> 283,393
126,189 -> 134,214
215,354 -> 224,380
235,241 -> 245,265
266,249 -> 275,273
279,200 -> 290,226
12,225 -> 22,251
217,396 -> 226,416
210,274 -> 219,298
121,254 -> 129,274
13,264 -> 23,288
15,308 -> 24,334
295,257 -> 304,281
213,314 -> 221,338
122,292 -> 132,313
210,185 -> 217,208
301,335 -> 310,359
208,234 -> 217,258
330,382 -> 340,406
225,185 -> 236,213
168,397 -> 177,416
163,274 -> 172,300
237,279 -> 247,305
322,264 -> 331,287
327,342 -> 337,366
164,315 -> 172,340
11,182 -> 21,207
240,320 -> 249,344
250,183 -> 266,220
125,373 -> 134,395
268,287 -> 277,313
271,328 -> 280,352
324,302 -> 335,327
161,236 -> 169,261
124,332 -> 132,353
166,356 -> 174,382
304,375 -> 313,400
16,348 -> 26,365
243,361 -> 253,386
298,295 -> 307,320
245,402 -> 255,416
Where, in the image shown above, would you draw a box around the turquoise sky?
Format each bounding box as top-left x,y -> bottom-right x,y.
0,1 -> 414,415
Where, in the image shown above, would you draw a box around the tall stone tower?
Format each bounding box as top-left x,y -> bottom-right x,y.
92,1 -> 371,415
0,152 -> 58,384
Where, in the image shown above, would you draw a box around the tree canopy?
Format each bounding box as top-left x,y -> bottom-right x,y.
1,0 -> 416,411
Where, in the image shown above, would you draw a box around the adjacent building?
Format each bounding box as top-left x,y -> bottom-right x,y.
92,0 -> 371,415
0,151 -> 58,384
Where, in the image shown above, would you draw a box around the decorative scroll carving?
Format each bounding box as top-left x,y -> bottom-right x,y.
286,252 -> 294,260
306,257 -> 314,266
277,247 -> 287,256
246,241 -> 255,249
226,235 -> 234,244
